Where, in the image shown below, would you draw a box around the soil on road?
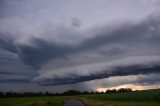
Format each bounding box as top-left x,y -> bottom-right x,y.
64,98 -> 84,106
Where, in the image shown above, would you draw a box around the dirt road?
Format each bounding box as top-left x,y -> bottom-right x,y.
64,98 -> 84,106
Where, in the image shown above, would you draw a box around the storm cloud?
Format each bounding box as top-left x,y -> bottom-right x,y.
15,15 -> 160,86
0,0 -> 160,92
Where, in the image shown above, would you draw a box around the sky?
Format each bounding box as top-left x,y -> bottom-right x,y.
0,0 -> 160,92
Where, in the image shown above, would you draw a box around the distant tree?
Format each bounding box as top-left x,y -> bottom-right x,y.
100,91 -> 105,94
105,89 -> 117,93
91,91 -> 95,94
0,92 -> 4,97
95,91 -> 100,94
44,92 -> 54,96
117,88 -> 133,93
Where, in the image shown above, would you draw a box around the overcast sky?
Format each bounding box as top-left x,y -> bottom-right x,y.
0,0 -> 160,92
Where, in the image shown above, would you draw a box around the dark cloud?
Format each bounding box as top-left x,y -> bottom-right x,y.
0,0 -> 160,91
0,33 -> 16,53
15,15 -> 160,68
33,64 -> 160,86
17,38 -> 75,68
0,15 -> 157,86
82,16 -> 160,50
0,47 -> 36,85
0,79 -> 30,83
137,73 -> 160,85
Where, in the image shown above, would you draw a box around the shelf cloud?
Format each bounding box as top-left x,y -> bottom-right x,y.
0,0 -> 160,92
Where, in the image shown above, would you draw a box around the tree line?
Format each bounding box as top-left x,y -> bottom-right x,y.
0,88 -> 133,97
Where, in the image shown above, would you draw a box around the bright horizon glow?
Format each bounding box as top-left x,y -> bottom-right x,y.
97,84 -> 160,92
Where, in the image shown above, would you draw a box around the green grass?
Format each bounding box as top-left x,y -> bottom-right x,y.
79,89 -> 160,106
0,96 -> 65,106
103,101 -> 160,106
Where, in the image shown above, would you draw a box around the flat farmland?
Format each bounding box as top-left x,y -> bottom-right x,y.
0,96 -> 65,106
0,89 -> 160,106
79,89 -> 160,106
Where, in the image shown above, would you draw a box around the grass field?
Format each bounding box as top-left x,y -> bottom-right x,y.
0,96 -> 65,106
79,89 -> 160,106
0,89 -> 160,106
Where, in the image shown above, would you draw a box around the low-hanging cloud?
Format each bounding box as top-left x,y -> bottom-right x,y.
0,0 -> 160,89
33,56 -> 160,85
27,15 -> 160,85
1,15 -> 160,86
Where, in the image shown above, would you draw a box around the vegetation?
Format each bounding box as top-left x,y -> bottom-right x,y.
0,88 -> 133,97
0,89 -> 159,106
0,96 -> 65,106
105,88 -> 132,93
79,89 -> 160,106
